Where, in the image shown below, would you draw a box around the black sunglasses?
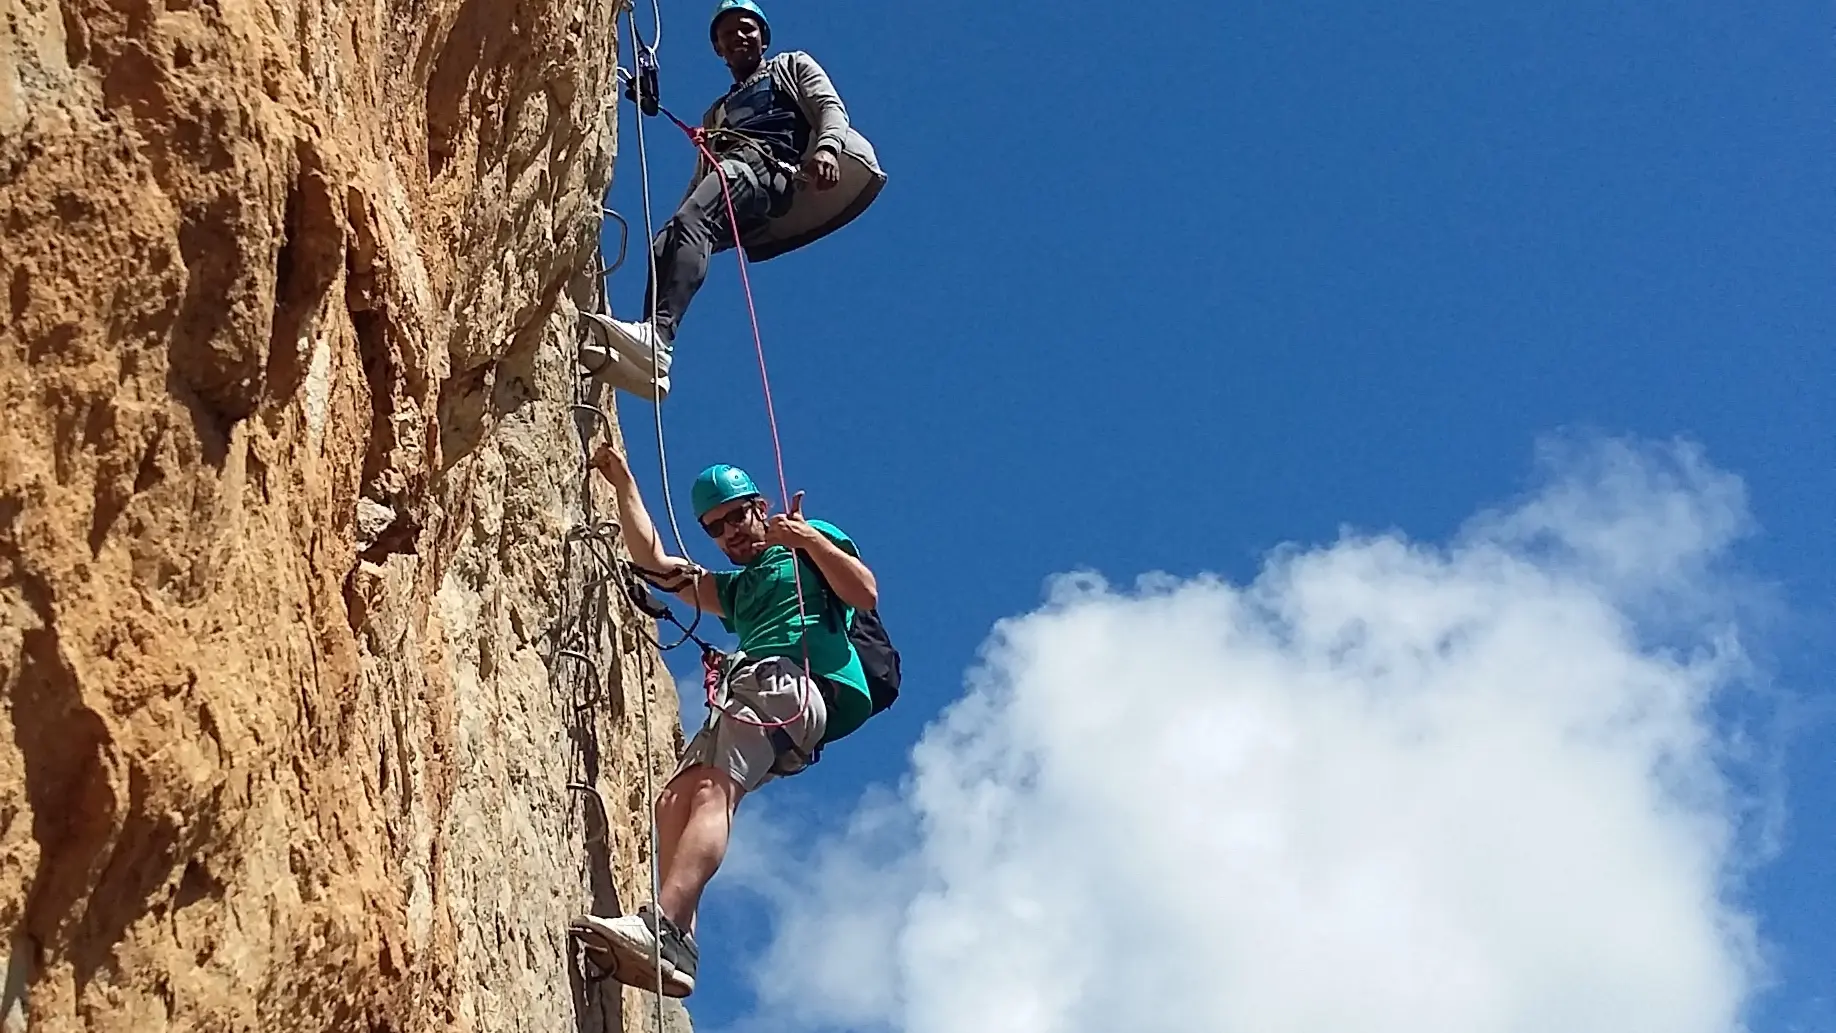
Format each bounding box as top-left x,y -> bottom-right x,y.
701,499 -> 760,537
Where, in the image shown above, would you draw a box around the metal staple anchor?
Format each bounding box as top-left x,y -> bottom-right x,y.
570,402 -> 612,436
566,781 -> 612,846
597,206 -> 630,279
555,648 -> 604,712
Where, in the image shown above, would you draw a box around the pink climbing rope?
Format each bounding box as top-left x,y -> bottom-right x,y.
680,125 -> 795,519
665,109 -> 817,732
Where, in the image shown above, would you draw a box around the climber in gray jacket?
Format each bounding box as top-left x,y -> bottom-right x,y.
580,0 -> 886,399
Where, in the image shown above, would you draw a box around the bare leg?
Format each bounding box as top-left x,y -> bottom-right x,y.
653,764 -> 744,935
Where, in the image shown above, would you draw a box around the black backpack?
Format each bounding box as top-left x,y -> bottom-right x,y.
797,554 -> 903,716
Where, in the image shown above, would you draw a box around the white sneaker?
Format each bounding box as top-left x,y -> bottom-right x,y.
578,339 -> 670,401
581,312 -> 672,377
569,907 -> 698,997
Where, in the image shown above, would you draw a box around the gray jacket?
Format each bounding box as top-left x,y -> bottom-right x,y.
688,50 -> 887,262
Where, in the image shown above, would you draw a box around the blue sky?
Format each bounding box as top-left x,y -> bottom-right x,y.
598,2 -> 1834,1029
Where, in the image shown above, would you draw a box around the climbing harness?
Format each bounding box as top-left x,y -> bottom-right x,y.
622,566 -> 803,760
657,104 -> 803,230
698,647 -> 827,778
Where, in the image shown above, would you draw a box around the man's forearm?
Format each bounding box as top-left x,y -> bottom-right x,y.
614,481 -> 673,572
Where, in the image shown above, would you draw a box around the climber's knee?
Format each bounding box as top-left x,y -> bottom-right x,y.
662,761 -> 738,803
656,206 -> 712,258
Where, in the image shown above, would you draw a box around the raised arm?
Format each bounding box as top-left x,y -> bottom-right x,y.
590,442 -> 725,617
764,493 -> 877,612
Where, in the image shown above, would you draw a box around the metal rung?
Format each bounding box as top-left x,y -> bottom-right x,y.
570,402 -> 612,434
566,780 -> 612,846
598,206 -> 630,279
555,648 -> 604,712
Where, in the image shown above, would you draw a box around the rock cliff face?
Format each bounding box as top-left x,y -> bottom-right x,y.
0,0 -> 688,1029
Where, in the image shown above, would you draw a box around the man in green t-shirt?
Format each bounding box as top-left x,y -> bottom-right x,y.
568,442 -> 879,998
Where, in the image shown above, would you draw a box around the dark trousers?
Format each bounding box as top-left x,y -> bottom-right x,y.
644,155 -> 794,343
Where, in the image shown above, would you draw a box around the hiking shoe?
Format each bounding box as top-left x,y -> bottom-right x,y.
581,312 -> 673,377
578,339 -> 671,400
569,905 -> 698,997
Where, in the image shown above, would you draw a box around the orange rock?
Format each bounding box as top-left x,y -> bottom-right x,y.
0,0 -> 687,1027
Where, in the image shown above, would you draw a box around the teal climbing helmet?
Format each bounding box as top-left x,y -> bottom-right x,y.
709,0 -> 770,47
692,464 -> 762,518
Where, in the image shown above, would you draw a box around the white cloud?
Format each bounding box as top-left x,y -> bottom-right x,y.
714,435 -> 1775,1033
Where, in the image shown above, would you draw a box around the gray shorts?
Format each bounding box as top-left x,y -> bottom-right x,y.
674,655 -> 828,793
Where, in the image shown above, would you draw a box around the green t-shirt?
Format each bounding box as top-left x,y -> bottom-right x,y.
712,519 -> 872,744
